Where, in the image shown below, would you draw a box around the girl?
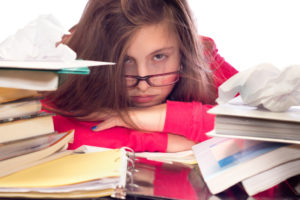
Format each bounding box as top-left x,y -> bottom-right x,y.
44,0 -> 238,152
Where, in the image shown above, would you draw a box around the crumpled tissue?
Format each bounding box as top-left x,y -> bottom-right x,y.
216,63 -> 300,112
0,14 -> 76,60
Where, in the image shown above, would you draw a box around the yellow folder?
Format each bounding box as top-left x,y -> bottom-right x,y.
0,149 -> 123,188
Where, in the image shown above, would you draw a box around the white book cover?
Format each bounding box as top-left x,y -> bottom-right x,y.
209,97 -> 300,123
192,137 -> 300,194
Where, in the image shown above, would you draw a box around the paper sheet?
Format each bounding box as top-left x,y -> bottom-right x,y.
217,63 -> 300,112
0,15 -> 76,61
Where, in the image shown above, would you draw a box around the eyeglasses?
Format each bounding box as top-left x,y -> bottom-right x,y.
125,70 -> 180,88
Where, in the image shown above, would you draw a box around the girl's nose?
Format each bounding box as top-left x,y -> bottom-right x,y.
136,79 -> 151,91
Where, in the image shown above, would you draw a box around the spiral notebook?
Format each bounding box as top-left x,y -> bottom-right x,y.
0,148 -> 135,199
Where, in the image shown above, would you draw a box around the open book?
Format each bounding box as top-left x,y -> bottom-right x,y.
241,158 -> 300,196
192,137 -> 300,195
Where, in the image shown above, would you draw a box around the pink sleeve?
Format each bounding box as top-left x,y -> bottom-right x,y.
200,35 -> 238,88
128,130 -> 168,152
163,100 -> 215,142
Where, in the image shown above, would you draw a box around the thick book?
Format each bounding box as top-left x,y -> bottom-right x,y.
192,137 -> 300,194
0,98 -> 41,120
0,69 -> 59,91
208,97 -> 300,144
0,112 -> 54,143
0,60 -> 114,91
0,148 -> 131,199
241,159 -> 300,196
0,130 -> 74,178
0,87 -> 40,104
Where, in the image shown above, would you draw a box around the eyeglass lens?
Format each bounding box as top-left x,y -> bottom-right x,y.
126,72 -> 179,87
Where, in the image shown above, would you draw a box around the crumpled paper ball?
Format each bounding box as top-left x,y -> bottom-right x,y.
0,14 -> 76,61
217,63 -> 300,112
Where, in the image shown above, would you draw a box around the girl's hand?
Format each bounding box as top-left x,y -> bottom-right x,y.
88,104 -> 167,132
76,109 -> 132,130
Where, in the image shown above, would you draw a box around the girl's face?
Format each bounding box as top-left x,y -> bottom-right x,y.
125,22 -> 181,107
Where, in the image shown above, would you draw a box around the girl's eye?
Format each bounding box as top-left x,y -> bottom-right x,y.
153,54 -> 167,61
124,57 -> 134,65
124,58 -> 135,66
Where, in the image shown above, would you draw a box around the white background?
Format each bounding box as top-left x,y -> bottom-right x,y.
1,0 -> 300,70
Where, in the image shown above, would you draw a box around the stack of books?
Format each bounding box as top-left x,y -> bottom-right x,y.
192,97 -> 300,196
207,97 -> 300,144
0,60 -> 113,178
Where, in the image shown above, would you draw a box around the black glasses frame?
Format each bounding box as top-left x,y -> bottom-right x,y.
125,70 -> 180,88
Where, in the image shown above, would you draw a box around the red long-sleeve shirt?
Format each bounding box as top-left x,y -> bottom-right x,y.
50,36 -> 238,152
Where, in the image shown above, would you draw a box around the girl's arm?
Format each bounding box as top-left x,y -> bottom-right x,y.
89,103 -> 167,132
166,133 -> 196,152
91,101 -> 215,143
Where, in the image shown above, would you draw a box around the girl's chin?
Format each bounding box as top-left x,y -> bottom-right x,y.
130,96 -> 161,107
131,98 -> 163,107
132,101 -> 158,108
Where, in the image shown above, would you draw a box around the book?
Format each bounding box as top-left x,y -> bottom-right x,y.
0,112 -> 54,143
208,97 -> 300,144
0,130 -> 74,178
241,159 -> 300,196
0,60 -> 114,91
192,137 -> 300,194
0,131 -> 63,161
207,130 -> 300,145
0,69 -> 59,91
0,87 -> 40,104
0,147 -> 131,199
0,98 -> 41,120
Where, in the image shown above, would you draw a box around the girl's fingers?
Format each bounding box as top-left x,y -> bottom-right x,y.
91,117 -> 127,132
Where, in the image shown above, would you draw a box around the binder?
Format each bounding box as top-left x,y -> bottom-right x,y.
0,147 -> 136,199
126,158 -> 205,200
0,146 -> 297,200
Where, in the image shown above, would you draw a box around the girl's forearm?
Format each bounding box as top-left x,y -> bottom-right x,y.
166,133 -> 196,152
129,103 -> 167,132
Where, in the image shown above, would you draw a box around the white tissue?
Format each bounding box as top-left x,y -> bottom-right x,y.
0,15 -> 76,61
217,63 -> 300,112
